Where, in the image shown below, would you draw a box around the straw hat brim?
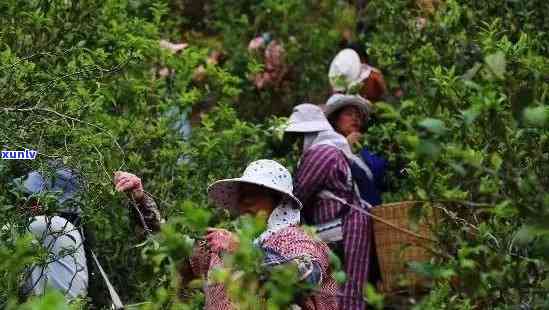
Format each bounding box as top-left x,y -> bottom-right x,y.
207,178 -> 303,211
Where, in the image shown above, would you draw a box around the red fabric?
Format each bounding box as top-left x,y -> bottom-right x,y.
252,40 -> 288,89
360,70 -> 386,102
189,226 -> 338,310
189,244 -> 232,309
294,144 -> 373,309
261,226 -> 339,309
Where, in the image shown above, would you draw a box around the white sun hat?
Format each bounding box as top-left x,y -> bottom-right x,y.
284,103 -> 333,133
328,48 -> 365,92
208,159 -> 302,211
324,93 -> 372,121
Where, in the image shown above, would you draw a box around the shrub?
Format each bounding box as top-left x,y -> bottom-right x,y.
1,0 -> 548,308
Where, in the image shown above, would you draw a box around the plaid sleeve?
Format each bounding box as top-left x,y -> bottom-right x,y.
262,227 -> 332,285
261,227 -> 339,309
131,193 -> 162,233
204,254 -> 233,310
189,245 -> 233,310
190,241 -> 211,277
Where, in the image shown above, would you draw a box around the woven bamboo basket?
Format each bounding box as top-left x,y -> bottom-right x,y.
370,201 -> 437,293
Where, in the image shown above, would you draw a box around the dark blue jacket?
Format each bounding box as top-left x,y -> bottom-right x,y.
349,147 -> 387,206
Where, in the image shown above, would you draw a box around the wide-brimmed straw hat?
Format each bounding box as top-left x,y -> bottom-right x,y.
284,103 -> 332,133
324,94 -> 372,121
208,159 -> 302,211
328,49 -> 365,92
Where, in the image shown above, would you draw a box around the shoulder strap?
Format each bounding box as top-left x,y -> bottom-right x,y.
348,154 -> 374,182
314,148 -> 371,216
318,184 -> 367,211
325,145 -> 373,183
318,191 -> 435,242
90,249 -> 124,310
79,225 -> 124,310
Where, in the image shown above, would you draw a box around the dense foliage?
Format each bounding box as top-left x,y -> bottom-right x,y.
1,0 -> 548,309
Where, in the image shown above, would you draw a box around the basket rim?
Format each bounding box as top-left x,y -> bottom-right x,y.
370,200 -> 436,242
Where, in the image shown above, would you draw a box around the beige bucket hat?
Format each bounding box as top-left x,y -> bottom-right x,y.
284,103 -> 333,133
324,94 -> 372,121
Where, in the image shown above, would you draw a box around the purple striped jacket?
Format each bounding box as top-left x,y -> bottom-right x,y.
294,144 -> 373,310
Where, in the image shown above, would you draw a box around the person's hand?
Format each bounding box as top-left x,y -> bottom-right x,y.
394,88 -> 404,98
113,171 -> 145,201
193,65 -> 207,82
248,36 -> 265,51
205,228 -> 239,254
346,132 -> 363,146
159,40 -> 188,54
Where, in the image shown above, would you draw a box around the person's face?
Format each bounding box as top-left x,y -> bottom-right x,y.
335,106 -> 364,137
237,184 -> 276,216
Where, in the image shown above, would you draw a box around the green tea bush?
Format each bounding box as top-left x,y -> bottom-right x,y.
1,0 -> 548,309
363,0 -> 549,308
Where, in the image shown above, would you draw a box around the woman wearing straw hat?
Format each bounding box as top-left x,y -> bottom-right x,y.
192,159 -> 338,309
114,161 -> 338,309
286,103 -> 374,309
